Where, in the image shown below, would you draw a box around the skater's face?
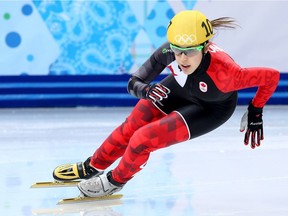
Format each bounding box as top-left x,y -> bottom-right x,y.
170,43 -> 204,75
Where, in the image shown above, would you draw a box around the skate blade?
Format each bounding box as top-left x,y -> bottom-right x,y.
57,194 -> 123,204
31,181 -> 80,188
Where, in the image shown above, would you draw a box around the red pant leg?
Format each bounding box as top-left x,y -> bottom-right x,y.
90,99 -> 165,170
112,111 -> 190,184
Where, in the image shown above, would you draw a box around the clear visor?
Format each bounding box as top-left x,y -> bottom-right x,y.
170,43 -> 204,57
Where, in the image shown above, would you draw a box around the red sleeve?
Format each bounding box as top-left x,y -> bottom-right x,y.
233,67 -> 279,108
207,44 -> 280,108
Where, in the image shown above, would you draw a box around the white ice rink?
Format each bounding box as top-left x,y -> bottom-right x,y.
1,105 -> 288,216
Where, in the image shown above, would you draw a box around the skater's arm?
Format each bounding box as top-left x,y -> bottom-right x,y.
207,50 -> 280,107
207,49 -> 280,149
234,67 -> 280,108
127,42 -> 172,99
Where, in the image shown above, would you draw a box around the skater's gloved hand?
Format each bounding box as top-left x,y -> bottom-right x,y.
240,101 -> 264,149
144,83 -> 170,103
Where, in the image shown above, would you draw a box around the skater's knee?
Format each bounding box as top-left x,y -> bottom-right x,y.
119,117 -> 138,138
128,129 -> 154,154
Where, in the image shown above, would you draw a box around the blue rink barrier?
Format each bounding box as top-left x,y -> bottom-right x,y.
0,74 -> 287,108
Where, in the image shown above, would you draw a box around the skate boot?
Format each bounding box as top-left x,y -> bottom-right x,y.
53,157 -> 103,181
77,171 -> 125,197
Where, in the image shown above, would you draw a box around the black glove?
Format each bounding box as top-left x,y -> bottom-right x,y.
144,83 -> 170,103
240,101 -> 264,149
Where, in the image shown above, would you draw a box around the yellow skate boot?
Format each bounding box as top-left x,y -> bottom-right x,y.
53,157 -> 103,181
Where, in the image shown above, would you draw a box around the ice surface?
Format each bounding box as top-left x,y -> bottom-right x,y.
0,105 -> 287,216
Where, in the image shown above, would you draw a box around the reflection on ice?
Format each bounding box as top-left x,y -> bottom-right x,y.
32,200 -> 123,215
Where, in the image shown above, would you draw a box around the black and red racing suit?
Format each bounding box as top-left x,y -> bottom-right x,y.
90,42 -> 280,184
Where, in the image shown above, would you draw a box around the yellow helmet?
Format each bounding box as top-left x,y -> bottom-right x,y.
167,10 -> 213,47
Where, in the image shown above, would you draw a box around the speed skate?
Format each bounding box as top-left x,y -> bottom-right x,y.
31,180 -> 123,204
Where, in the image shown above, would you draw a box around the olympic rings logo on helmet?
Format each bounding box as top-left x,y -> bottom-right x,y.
174,34 -> 197,46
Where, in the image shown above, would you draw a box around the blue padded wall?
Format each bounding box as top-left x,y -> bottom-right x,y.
0,74 -> 287,108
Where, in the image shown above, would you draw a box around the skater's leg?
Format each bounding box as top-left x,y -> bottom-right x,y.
112,97 -> 236,183
77,100 -> 236,197
53,99 -> 165,181
78,111 -> 189,197
111,111 -> 189,183
90,99 -> 165,170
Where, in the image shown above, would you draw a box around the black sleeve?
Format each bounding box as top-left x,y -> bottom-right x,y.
127,76 -> 148,98
127,42 -> 174,98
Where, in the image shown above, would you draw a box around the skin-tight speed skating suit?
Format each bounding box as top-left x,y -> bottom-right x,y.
90,42 -> 280,184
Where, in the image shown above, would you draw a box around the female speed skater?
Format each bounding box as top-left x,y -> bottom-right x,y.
52,10 -> 280,197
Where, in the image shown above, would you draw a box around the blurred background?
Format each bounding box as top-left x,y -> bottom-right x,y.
0,0 -> 287,108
